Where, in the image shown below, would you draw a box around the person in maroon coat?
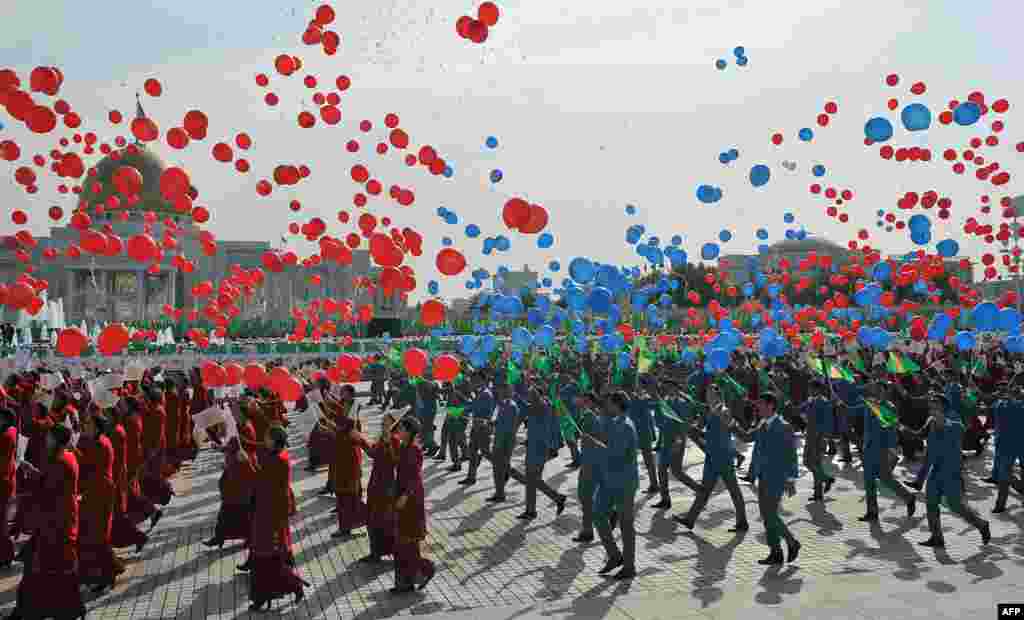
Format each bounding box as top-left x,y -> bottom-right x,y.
204,407 -> 257,550
351,412 -> 401,562
9,424 -> 88,620
0,407 -> 17,568
139,385 -> 173,506
391,417 -> 435,594
108,406 -> 149,552
122,397 -> 162,531
247,425 -> 309,611
77,413 -> 125,592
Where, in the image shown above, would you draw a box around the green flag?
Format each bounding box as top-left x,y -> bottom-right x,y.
446,406 -> 465,419
578,368 -> 591,392
507,362 -> 522,385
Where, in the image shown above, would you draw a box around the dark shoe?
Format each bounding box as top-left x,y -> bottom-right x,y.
148,510 -> 163,531
357,554 -> 382,563
598,556 -> 624,574
650,500 -> 672,509
317,486 -> 333,496
485,495 -> 506,503
787,540 -> 801,563
294,586 -> 306,604
808,494 -> 824,503
673,515 -> 695,529
567,461 -> 580,470
331,529 -> 352,539
823,478 -> 834,495
330,507 -> 338,514
202,538 -> 224,549
740,475 -> 755,483
728,521 -> 750,533
857,513 -> 879,523
432,454 -> 446,461
571,533 -> 594,543
980,521 -> 991,545
645,486 -> 659,495
758,549 -> 784,565
516,512 -> 537,520
907,480 -> 923,492
609,511 -> 618,530
736,454 -> 746,470
458,478 -> 476,486
554,495 -> 567,516
249,599 -> 268,611
612,566 -> 636,580
992,504 -> 1006,514
918,537 -> 945,548
237,560 -> 251,572
907,496 -> 917,519
446,465 -> 461,473
390,584 -> 415,594
135,537 -> 148,554
983,477 -> 997,485
417,565 -> 435,590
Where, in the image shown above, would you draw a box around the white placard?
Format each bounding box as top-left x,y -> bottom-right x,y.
15,435 -> 28,464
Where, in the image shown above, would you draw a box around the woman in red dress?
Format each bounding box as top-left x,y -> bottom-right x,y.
204,405 -> 257,549
0,407 -> 17,568
247,425 -> 309,611
139,385 -> 173,506
123,397 -> 162,532
351,412 -> 400,562
108,404 -> 149,552
392,417 -> 435,594
9,424 -> 88,620
332,385 -> 366,539
77,412 -> 126,592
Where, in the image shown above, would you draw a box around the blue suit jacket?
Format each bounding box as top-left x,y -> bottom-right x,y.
493,399 -> 520,449
471,389 -> 495,420
525,401 -> 553,466
702,411 -> 734,474
754,415 -> 799,498
801,397 -> 834,437
926,418 -> 964,501
604,415 -> 639,492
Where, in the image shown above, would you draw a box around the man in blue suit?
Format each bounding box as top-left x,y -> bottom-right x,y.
751,392 -> 801,564
461,373 -> 495,486
518,386 -> 568,520
855,381 -> 916,522
571,392 -> 606,543
650,380 -> 701,510
674,384 -> 749,532
919,394 -> 991,547
630,379 -> 660,495
559,377 -> 582,468
801,380 -> 836,502
487,381 -> 528,503
991,390 -> 1024,513
593,391 -> 639,580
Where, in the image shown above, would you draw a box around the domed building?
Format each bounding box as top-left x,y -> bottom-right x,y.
0,97 -> 406,332
717,234 -> 853,284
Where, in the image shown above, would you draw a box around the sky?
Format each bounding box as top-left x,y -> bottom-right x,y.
2,0 -> 1024,304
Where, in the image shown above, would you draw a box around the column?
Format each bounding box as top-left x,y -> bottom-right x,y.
137,271 -> 145,321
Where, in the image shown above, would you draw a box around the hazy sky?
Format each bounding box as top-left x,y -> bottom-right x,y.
2,0 -> 1023,302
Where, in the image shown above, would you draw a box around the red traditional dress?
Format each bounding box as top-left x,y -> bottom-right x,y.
0,424 -> 16,567
355,433 -> 400,558
162,388 -> 182,474
124,410 -> 158,525
334,413 -> 367,532
13,448 -> 87,619
77,434 -> 125,588
394,442 -> 434,589
248,447 -> 307,607
13,400 -> 53,538
140,398 -> 172,506
109,420 -> 148,549
213,424 -> 257,544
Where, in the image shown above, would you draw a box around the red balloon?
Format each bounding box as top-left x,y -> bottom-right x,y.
478,2 -> 500,26
502,198 -> 531,230
113,165 -> 143,196
518,204 -> 549,234
243,364 -> 267,389
403,348 -> 428,377
420,299 -> 446,326
212,142 -> 233,162
436,248 -> 467,276
56,327 -> 89,357
432,354 -> 460,382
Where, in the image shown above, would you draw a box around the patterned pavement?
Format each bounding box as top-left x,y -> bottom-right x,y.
1,387 -> 1022,619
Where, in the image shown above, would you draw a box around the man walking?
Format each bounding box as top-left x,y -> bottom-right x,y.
751,392 -> 801,565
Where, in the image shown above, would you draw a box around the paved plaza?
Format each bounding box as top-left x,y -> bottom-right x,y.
2,388 -> 1021,619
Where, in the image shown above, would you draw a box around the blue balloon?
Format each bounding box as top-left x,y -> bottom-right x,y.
736,56 -> 748,67
719,230 -> 732,242
728,148 -> 739,159
535,325 -> 555,347
489,169 -> 503,183
569,257 -> 595,283
719,152 -> 731,164
537,232 -> 554,248
443,166 -> 454,178
936,239 -> 959,257
671,234 -> 683,246
971,302 -> 999,331
1006,335 -> 1024,354
625,204 -> 636,215
485,136 -> 498,148
900,103 -> 931,131
749,164 -> 771,187
700,243 -> 720,261
442,237 -> 452,246
587,287 -> 614,314
496,236 -> 511,251
910,228 -> 931,245
908,214 -> 931,232
465,224 -> 480,238
437,207 -> 448,217
445,212 -> 458,225
798,128 -> 814,141
998,308 -> 1021,334
696,184 -> 723,204
756,228 -> 769,240
715,59 -> 727,70
481,334 -> 497,354
542,277 -> 551,288
812,164 -> 826,177
864,117 -> 894,142
953,102 -> 981,126
783,213 -> 794,224
708,348 -> 731,372
548,260 -> 560,272
733,46 -> 745,57
512,327 -> 533,349
955,330 -> 976,351
428,280 -> 439,295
